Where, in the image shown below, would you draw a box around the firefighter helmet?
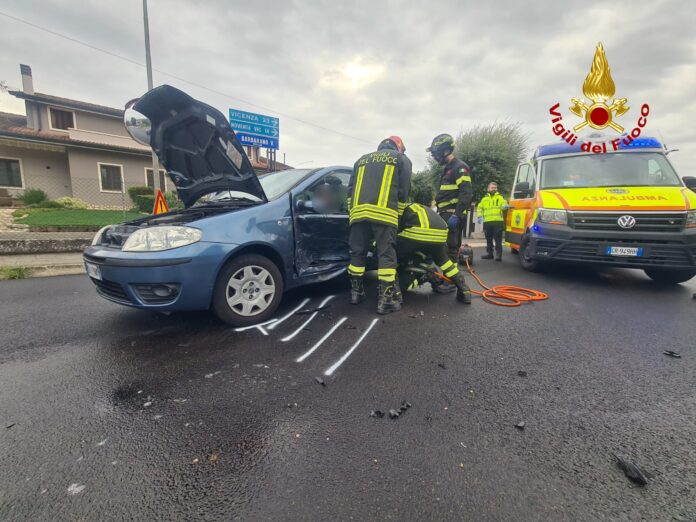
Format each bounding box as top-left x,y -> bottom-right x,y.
378,135 -> 406,153
427,133 -> 455,164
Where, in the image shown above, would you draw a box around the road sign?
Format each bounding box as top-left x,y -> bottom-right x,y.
229,108 -> 280,150
152,190 -> 169,214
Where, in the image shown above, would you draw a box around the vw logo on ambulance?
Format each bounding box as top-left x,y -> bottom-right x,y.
617,215 -> 636,229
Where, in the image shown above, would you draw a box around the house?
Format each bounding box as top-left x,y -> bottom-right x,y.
0,64 -> 290,207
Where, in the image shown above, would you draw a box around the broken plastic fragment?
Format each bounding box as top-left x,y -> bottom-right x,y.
614,455 -> 648,486
389,409 -> 400,419
438,363 -> 447,369
517,370 -> 527,377
370,410 -> 385,418
399,401 -> 412,412
67,483 -> 86,495
297,305 -> 331,315
515,421 -> 526,430
6,423 -> 15,429
314,377 -> 326,386
663,350 -> 681,358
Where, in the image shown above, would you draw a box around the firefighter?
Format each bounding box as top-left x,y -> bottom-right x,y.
397,202 -> 472,303
427,134 -> 473,261
477,182 -> 507,261
347,136 -> 412,314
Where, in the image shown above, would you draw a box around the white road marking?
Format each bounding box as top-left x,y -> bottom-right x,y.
296,317 -> 348,363
267,298 -> 311,330
324,318 -> 379,376
67,483 -> 86,495
233,318 -> 277,333
281,295 -> 335,342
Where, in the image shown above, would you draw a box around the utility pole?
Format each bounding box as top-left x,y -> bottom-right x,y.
143,0 -> 160,194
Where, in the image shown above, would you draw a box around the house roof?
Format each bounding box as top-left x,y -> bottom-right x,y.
8,91 -> 123,117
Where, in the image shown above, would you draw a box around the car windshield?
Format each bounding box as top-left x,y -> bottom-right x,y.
258,168 -> 313,200
540,152 -> 681,189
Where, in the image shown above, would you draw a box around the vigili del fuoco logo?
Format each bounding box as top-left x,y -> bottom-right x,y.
548,42 -> 650,153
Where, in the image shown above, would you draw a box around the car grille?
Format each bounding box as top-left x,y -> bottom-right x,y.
537,239 -> 695,267
91,278 -> 132,304
569,212 -> 685,232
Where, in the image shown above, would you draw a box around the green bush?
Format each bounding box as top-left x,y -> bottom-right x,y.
165,191 -> 184,210
134,194 -> 155,213
53,196 -> 88,209
410,172 -> 435,206
28,200 -> 63,209
128,185 -> 153,203
19,188 -> 48,205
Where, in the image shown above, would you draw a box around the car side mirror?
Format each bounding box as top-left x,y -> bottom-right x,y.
513,181 -> 532,199
683,176 -> 696,192
295,199 -> 329,213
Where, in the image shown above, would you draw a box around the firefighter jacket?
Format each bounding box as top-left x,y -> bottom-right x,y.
348,149 -> 412,227
477,192 -> 508,223
435,157 -> 473,218
398,203 -> 448,244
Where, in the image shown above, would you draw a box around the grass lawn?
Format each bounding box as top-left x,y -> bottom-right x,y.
14,209 -> 145,229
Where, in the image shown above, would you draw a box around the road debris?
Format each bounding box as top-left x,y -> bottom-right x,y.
297,305 -> 331,315
389,409 -> 400,419
192,458 -> 199,464
663,350 -> 681,358
614,454 -> 648,486
67,483 -> 86,495
370,410 -> 385,418
343,324 -> 357,330
517,370 -> 527,377
143,401 -> 153,408
207,453 -> 219,464
515,421 -> 526,430
205,371 -> 222,378
6,423 -> 15,429
438,363 -> 447,369
314,377 -> 326,386
96,438 -> 108,447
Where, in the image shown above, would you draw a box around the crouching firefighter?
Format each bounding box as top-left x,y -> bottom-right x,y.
427,134 -> 473,262
347,136 -> 412,314
398,203 -> 472,304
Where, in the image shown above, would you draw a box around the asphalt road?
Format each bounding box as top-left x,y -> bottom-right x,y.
2,251 -> 696,521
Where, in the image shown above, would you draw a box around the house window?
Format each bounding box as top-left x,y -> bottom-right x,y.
98,163 -> 123,192
0,158 -> 23,188
49,108 -> 75,131
145,168 -> 167,191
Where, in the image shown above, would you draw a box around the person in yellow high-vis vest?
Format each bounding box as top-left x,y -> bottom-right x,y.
477,182 -> 508,261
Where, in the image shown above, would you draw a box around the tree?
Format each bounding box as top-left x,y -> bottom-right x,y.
419,122 -> 529,205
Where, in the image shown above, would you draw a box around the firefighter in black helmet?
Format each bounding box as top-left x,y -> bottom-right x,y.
427,134 -> 473,261
347,136 -> 412,314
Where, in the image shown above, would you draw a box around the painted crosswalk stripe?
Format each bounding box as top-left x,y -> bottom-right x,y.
266,298 -> 310,331
296,317 -> 347,363
324,318 -> 379,376
233,318 -> 277,333
281,295 -> 335,342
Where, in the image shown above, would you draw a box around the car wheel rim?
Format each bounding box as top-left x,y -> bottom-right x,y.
226,265 -> 276,317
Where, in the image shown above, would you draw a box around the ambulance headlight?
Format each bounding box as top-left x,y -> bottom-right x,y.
537,208 -> 568,225
122,226 -> 202,252
686,210 -> 696,228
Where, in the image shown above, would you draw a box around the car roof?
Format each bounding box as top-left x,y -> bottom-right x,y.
535,137 -> 663,158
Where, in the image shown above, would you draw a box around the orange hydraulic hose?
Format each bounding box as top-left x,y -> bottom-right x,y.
433,259 -> 549,307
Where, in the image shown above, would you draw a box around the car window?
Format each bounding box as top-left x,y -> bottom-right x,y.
259,168 -> 314,200
512,163 -> 535,199
298,171 -> 351,214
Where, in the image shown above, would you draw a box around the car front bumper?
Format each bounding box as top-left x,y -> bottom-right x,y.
528,224 -> 696,269
83,241 -> 235,311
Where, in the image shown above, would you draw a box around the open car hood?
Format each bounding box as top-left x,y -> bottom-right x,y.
133,85 -> 266,207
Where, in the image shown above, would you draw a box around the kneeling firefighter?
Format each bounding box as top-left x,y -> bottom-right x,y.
398,203 -> 472,304
348,136 -> 412,314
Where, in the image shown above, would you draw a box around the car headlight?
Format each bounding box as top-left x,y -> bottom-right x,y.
122,226 -> 202,252
92,225 -> 111,245
537,208 -> 568,225
686,210 -> 696,228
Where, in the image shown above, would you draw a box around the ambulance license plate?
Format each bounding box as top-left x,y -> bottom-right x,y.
85,262 -> 102,280
605,246 -> 643,257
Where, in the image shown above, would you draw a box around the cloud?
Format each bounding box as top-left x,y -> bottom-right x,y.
0,0 -> 694,174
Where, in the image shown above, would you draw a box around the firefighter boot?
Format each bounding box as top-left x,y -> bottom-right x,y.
481,252 -> 494,260
394,274 -> 403,304
452,273 -> 472,304
377,281 -> 401,315
349,277 -> 365,305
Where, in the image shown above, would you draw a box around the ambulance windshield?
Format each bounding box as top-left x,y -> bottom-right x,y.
540,152 -> 681,189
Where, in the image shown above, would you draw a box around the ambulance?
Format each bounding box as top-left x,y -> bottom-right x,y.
504,137 -> 696,284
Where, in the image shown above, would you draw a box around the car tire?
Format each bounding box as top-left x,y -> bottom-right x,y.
213,254 -> 284,326
518,235 -> 542,272
644,268 -> 696,285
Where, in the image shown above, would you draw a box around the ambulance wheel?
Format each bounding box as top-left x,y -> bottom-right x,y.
518,235 -> 541,272
644,268 -> 696,285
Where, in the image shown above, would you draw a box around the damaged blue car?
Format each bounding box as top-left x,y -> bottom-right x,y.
84,85 -> 351,326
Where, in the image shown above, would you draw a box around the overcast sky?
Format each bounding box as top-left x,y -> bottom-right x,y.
1,0 -> 694,176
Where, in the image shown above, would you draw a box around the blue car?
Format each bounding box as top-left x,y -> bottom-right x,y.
84,85 -> 351,326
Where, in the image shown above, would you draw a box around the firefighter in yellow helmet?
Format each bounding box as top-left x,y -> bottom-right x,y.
347,136 -> 412,314
477,181 -> 508,261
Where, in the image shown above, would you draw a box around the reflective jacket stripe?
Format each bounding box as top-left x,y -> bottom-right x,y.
398,228 -> 448,242
456,175 -> 471,185
438,197 -> 459,208
413,204 -> 430,228
353,165 -> 366,206
377,165 -> 395,207
439,184 -> 458,191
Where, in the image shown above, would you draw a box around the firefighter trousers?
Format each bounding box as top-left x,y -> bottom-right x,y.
348,221 -> 397,282
438,211 -> 463,262
396,237 -> 461,279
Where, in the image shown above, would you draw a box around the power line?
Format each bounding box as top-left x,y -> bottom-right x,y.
0,9 -> 372,145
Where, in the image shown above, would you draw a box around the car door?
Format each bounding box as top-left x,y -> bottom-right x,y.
505,162 -> 537,248
292,169 -> 351,276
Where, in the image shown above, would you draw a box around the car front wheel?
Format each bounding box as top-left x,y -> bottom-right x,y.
644,268 -> 696,285
213,254 -> 283,326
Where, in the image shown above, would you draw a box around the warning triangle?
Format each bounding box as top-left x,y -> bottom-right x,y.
152,190 -> 169,215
